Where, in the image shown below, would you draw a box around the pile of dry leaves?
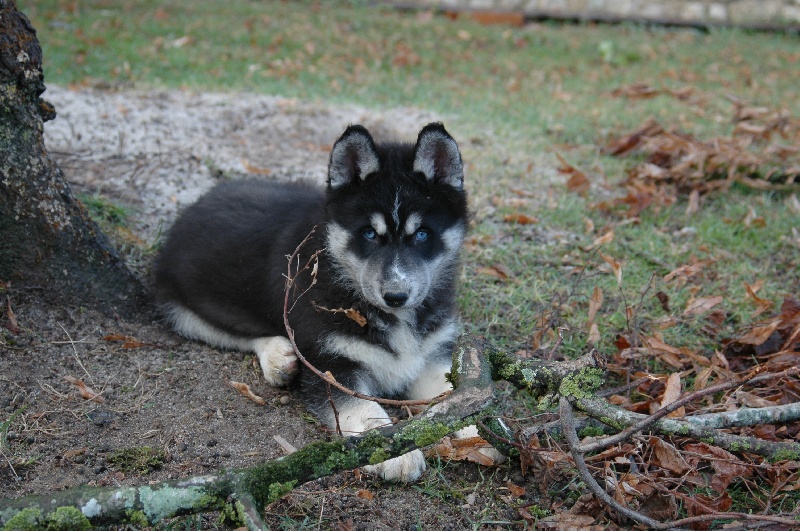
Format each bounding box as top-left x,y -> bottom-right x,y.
596,93 -> 799,217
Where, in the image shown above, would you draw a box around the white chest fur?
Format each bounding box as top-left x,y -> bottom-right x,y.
323,318 -> 458,396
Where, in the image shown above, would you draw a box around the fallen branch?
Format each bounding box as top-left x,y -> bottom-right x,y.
574,395 -> 800,461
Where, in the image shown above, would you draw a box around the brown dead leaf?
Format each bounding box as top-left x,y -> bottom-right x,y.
536,513 -> 598,529
312,304 -> 368,327
425,436 -> 502,467
587,323 -> 601,344
3,296 -> 19,335
650,436 -> 690,474
614,335 -> 631,351
63,447 -> 88,460
611,82 -> 660,99
736,317 -> 783,346
683,442 -> 752,493
242,159 -> 272,175
228,380 -> 266,406
663,260 -> 712,282
102,334 -> 155,349
583,230 -> 614,252
64,375 -> 105,403
682,490 -> 733,519
638,491 -> 678,521
556,152 -> 591,196
655,291 -> 671,313
683,295 -> 723,316
597,250 -> 622,286
502,213 -> 539,225
587,286 -> 603,328
604,117 -> 664,157
660,373 -> 685,418
642,337 -> 688,369
344,308 -> 367,327
734,390 -> 777,408
744,281 -> 773,318
356,489 -> 374,501
506,482 -> 526,497
476,264 -> 511,281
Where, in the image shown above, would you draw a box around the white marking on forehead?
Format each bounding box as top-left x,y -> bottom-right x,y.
404,213 -> 423,236
392,192 -> 401,230
370,213 -> 388,236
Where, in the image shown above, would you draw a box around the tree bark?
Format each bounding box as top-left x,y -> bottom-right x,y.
0,0 -> 146,316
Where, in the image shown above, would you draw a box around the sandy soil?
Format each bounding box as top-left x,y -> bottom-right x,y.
0,86 -> 532,529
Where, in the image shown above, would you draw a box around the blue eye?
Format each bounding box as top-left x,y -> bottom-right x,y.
414,229 -> 429,242
363,229 -> 377,241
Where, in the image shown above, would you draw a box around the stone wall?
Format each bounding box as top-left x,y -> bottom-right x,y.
390,0 -> 800,28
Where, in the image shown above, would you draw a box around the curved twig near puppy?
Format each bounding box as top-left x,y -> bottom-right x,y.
281,227 -> 452,411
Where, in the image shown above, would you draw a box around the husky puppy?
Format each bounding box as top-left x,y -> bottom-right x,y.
153,123 -> 468,481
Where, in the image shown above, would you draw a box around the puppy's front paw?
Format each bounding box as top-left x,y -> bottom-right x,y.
252,336 -> 298,386
363,449 -> 426,482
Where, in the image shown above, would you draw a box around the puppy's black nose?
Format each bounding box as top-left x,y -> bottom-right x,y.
383,292 -> 409,308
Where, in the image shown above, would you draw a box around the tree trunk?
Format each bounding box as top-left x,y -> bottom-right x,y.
0,0 -> 146,316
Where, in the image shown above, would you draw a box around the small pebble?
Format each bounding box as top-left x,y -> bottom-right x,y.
206,439 -> 217,447
178,442 -> 188,452
5,432 -> 18,440
94,465 -> 106,474
279,395 -> 291,405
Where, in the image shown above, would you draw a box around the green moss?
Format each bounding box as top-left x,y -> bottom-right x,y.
319,449 -> 359,476
557,368 -> 604,399
368,448 -> 390,465
3,507 -> 43,530
124,509 -> 149,527
107,446 -> 165,475
599,416 -> 625,431
729,440 -> 752,452
1,506 -> 93,531
242,440 -> 349,505
396,421 -> 451,448
769,448 -> 800,463
578,426 -> 607,438
526,504 -> 550,519
267,480 -> 298,504
44,507 -> 91,531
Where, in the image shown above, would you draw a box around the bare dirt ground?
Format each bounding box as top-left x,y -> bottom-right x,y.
1,86 -> 533,529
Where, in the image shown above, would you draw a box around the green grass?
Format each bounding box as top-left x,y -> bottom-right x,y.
23,0 -> 799,385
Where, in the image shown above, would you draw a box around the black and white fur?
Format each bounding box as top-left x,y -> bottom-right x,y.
153,123 -> 468,481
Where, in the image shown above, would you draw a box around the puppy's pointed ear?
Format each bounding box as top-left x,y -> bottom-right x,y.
328,125 -> 380,189
413,123 -> 463,190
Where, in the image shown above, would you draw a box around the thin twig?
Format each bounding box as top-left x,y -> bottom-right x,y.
595,375 -> 656,398
326,381 -> 342,436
